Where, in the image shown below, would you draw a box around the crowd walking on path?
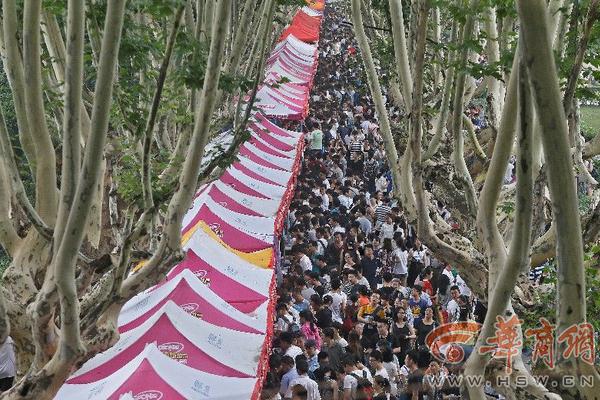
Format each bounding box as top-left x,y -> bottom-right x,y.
261,5 -> 494,400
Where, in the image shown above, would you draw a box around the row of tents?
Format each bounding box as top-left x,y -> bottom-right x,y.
55,1 -> 325,399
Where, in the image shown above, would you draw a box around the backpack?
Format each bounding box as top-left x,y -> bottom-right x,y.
350,370 -> 374,400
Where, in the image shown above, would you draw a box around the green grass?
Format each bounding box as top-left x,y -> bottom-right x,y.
581,106 -> 600,139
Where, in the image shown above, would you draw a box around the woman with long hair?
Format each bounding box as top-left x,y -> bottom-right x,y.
391,307 -> 416,364
300,309 -> 322,349
414,307 -> 437,349
377,238 -> 395,278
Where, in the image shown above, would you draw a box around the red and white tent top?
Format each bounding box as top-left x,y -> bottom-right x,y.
185,195 -> 277,238
253,112 -> 304,140
56,345 -> 257,400
236,155 -> 292,187
118,269 -> 268,334
166,228 -> 273,312
302,5 -> 323,17
222,165 -> 288,199
253,85 -> 308,120
270,33 -> 318,60
188,180 -> 281,218
67,302 -> 264,384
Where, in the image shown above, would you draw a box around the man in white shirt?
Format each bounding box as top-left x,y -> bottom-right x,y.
281,332 -> 304,360
285,359 -> 321,399
446,285 -> 461,322
341,355 -> 373,400
338,188 -> 353,209
0,337 -> 15,392
326,278 -> 347,324
293,245 -> 313,273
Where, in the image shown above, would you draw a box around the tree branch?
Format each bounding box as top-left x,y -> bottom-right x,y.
0,155 -> 19,256
54,0 -> 85,248
23,0 -> 58,225
465,50 -> 536,399
450,3 -> 479,220
409,0 -> 489,301
141,6 -> 185,210
0,93 -> 53,240
388,0 -> 413,111
351,0 -> 402,201
120,0 -> 231,300
1,0 -> 37,177
476,51 -> 519,291
562,0 -> 599,118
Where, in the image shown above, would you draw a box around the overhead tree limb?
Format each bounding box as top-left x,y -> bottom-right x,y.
23,0 -> 59,225
141,6 -> 185,211
562,0 -> 600,118
0,0 -> 37,177
351,0 -> 402,200
0,155 -> 19,256
54,0 -> 85,247
465,50 -> 539,400
476,51 -> 519,291
120,0 -> 231,301
0,62 -> 52,242
450,2 -> 479,220
422,21 -> 458,162
388,0 -> 413,111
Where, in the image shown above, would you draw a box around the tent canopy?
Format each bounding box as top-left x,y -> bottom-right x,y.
56,345 -> 258,400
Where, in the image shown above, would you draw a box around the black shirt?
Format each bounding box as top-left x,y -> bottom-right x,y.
315,307 -> 333,329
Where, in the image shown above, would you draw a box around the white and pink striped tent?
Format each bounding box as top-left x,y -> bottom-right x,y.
56,345 -> 258,400
58,0 -> 322,397
67,302 -> 264,384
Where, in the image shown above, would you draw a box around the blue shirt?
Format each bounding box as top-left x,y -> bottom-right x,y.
408,297 -> 430,324
280,368 -> 300,395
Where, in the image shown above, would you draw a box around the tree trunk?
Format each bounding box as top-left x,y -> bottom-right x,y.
351,0 -> 402,199
517,0 -> 600,396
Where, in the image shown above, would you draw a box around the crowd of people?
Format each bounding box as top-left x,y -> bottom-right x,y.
262,5 -> 490,400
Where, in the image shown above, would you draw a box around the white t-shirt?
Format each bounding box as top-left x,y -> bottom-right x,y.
285,375 -> 321,399
374,367 -> 390,380
392,249 -> 409,275
344,369 -> 374,397
0,337 -> 16,378
379,223 -> 395,240
446,299 -> 460,322
299,255 -> 313,272
326,290 -> 347,324
285,345 -> 304,360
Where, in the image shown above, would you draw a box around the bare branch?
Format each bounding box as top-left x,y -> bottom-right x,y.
351,0 -> 402,200
388,0 -> 413,111
51,0 -> 126,363
141,6 -> 185,210
1,0 -> 37,176
562,0 -> 599,117
465,50 -> 535,399
120,0 -> 231,300
450,4 -> 479,220
0,100 -> 53,240
0,155 -> 19,256
476,53 -> 519,291
54,0 -> 85,247
23,0 -> 58,224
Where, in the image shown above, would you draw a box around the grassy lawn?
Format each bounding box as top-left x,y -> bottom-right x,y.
581,106 -> 600,138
